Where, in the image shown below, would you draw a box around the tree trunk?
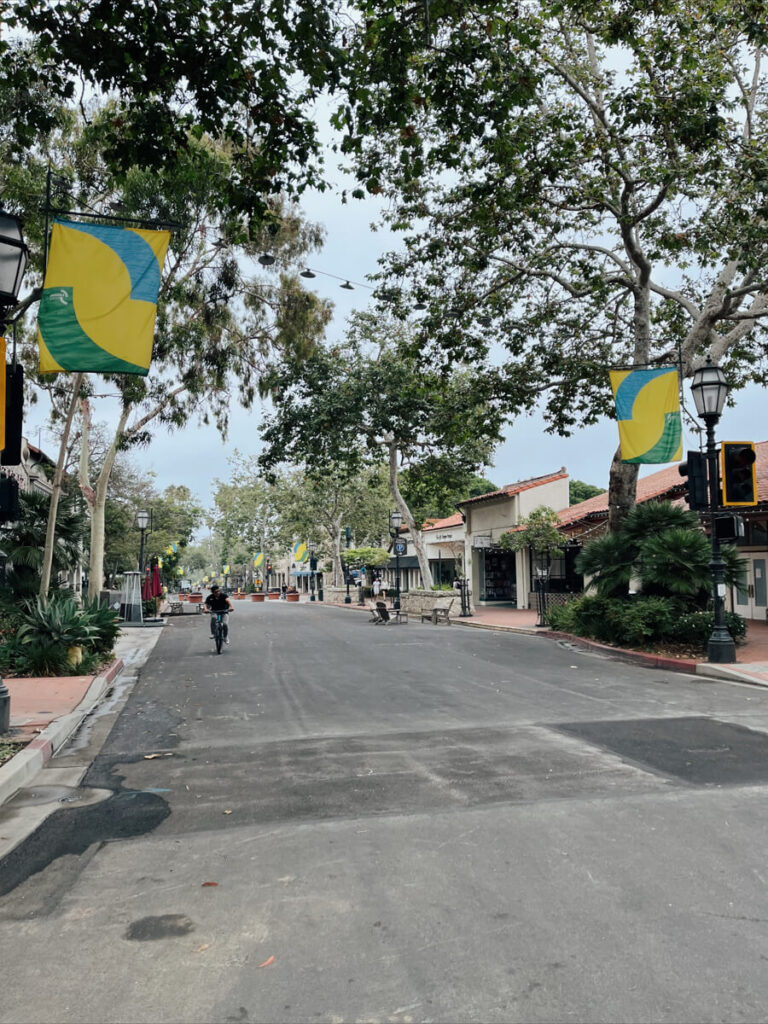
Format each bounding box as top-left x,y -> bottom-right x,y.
83,405 -> 130,601
40,374 -> 84,598
330,516 -> 344,586
606,448 -> 639,534
388,440 -> 434,589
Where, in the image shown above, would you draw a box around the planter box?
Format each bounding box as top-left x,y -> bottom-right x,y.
178,593 -> 187,602
232,593 -> 246,600
251,593 -> 265,602
286,592 -> 299,602
188,594 -> 203,604
268,592 -> 280,600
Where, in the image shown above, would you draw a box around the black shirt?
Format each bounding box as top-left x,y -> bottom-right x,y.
205,591 -> 229,611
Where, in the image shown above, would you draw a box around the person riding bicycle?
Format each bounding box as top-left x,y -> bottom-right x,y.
204,584 -> 234,643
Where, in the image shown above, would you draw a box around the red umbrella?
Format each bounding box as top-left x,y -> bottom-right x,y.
142,570 -> 152,601
151,563 -> 163,598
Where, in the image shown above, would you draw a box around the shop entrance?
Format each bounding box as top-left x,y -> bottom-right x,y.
479,547 -> 516,603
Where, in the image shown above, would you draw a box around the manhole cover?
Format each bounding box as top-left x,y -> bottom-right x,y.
553,716 -> 768,786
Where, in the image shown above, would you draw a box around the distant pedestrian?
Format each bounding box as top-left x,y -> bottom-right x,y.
372,578 -> 381,598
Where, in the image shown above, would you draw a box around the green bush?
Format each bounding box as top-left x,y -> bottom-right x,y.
82,598 -> 120,656
669,610 -> 747,648
547,594 -> 681,648
15,637 -> 70,677
431,583 -> 454,591
18,596 -> 98,650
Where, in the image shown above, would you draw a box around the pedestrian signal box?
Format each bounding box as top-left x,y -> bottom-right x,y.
678,450 -> 708,511
721,442 -> 757,507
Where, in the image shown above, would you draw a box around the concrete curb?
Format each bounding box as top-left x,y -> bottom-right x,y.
0,657 -> 124,808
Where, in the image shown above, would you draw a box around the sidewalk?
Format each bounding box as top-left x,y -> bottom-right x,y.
0,626 -> 163,808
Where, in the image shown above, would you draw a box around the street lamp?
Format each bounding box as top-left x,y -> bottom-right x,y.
344,525 -> 352,604
309,541 -> 316,601
690,356 -> 735,663
0,211 -> 29,734
136,509 -> 150,574
534,548 -> 551,628
389,509 -> 403,611
0,211 -> 29,314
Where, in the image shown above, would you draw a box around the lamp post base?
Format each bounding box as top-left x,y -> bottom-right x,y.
0,679 -> 9,734
708,631 -> 736,663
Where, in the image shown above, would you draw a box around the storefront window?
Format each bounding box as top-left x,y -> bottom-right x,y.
481,548 -> 516,601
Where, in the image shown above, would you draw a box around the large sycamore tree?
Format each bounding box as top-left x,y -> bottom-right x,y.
259,313 -> 506,587
336,0 -> 768,529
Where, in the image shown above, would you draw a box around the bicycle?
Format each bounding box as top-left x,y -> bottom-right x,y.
211,609 -> 231,654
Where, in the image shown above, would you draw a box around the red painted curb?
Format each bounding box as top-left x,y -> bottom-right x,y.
544,630 -> 700,673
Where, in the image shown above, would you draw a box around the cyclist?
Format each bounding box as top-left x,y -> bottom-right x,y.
204,584 -> 234,644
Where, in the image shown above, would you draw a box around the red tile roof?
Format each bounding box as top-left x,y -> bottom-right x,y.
557,440 -> 768,527
422,513 -> 464,532
457,468 -> 568,507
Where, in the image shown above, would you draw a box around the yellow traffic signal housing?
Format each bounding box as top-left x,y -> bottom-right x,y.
721,442 -> 757,507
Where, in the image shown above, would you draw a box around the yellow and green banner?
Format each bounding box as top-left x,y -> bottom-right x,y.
292,541 -> 308,563
609,366 -> 682,464
253,552 -> 264,568
38,219 -> 170,375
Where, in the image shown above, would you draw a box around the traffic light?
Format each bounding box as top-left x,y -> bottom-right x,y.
0,476 -> 19,522
0,363 -> 23,466
721,442 -> 757,507
266,563 -> 272,574
678,450 -> 708,511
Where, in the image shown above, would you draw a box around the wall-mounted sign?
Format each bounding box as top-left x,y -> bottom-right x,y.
472,535 -> 494,549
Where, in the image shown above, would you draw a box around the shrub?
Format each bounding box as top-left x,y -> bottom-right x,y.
669,610 -> 747,649
18,596 -> 98,650
15,637 -> 70,677
547,594 -> 681,648
82,598 -> 120,656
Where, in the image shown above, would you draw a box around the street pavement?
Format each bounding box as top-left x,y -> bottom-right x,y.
3,603 -> 768,1021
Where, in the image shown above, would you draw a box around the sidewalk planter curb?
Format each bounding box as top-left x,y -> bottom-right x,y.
0,657 -> 124,809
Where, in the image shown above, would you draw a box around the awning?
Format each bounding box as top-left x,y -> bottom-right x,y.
290,570 -> 314,576
387,555 -> 420,569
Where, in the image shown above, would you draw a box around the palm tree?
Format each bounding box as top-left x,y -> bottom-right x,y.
576,501 -> 747,606
1,490 -> 86,600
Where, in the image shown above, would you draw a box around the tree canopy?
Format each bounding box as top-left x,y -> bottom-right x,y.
336,0 -> 768,526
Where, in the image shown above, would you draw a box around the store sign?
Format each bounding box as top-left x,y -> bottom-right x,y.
472,535 -> 494,549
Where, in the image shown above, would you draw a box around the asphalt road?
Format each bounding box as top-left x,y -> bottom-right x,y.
2,603 -> 768,1023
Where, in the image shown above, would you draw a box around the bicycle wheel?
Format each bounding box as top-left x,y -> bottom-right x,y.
215,624 -> 223,654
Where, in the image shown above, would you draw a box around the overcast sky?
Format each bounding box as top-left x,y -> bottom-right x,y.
27,136 -> 765,508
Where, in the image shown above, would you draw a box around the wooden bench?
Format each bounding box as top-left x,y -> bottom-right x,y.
421,599 -> 454,625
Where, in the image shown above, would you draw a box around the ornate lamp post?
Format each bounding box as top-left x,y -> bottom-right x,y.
0,211 -> 29,734
389,509 -> 403,611
690,357 -> 735,664
136,509 -> 150,574
344,525 -> 352,604
534,547 -> 552,628
309,541 -> 316,601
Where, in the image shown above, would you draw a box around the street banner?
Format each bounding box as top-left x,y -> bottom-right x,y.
38,219 -> 170,374
253,552 -> 264,568
292,541 -> 308,563
609,366 -> 682,464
